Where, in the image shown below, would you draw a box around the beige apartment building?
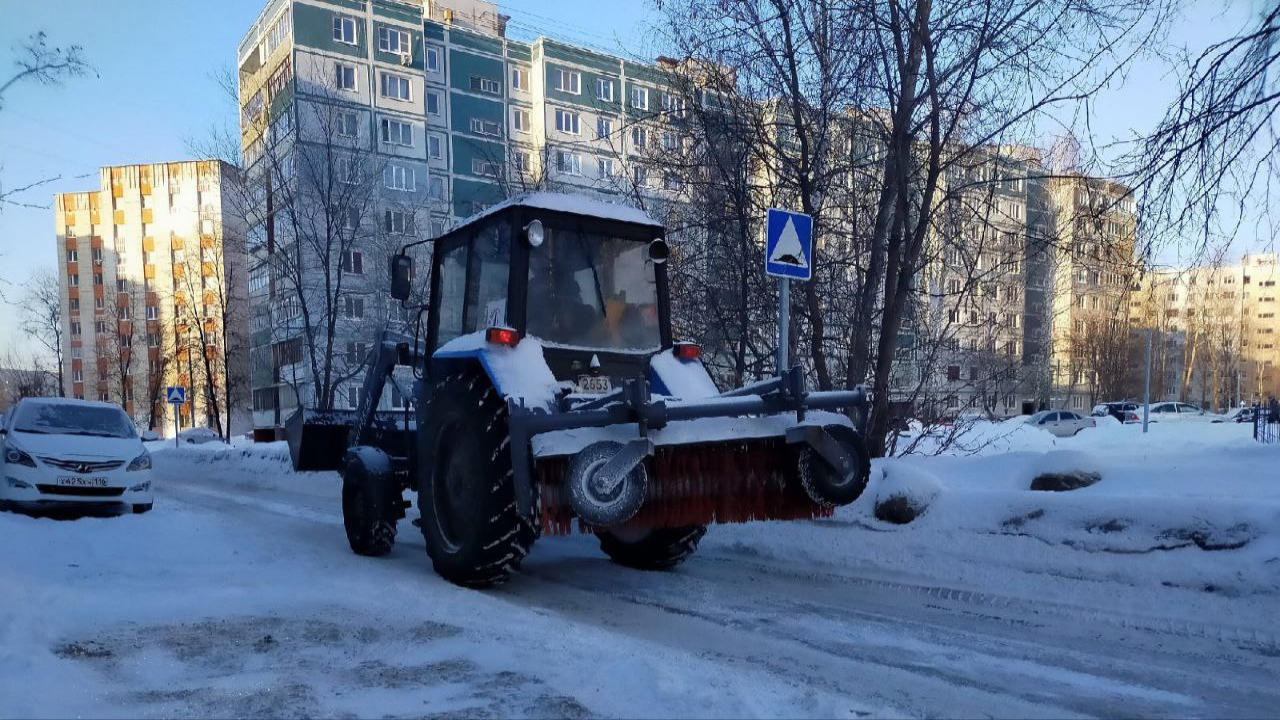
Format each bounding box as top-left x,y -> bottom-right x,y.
1130,253 -> 1280,409
1046,174 -> 1140,411
54,161 -> 251,435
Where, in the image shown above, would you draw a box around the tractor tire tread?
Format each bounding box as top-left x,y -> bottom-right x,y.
597,525 -> 707,570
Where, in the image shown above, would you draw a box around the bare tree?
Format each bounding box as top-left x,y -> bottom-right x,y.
16,269 -> 65,396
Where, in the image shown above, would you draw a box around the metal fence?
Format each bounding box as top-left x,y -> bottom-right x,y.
1252,405 -> 1279,444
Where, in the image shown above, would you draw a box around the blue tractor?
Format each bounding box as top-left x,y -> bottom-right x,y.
286,192 -> 872,587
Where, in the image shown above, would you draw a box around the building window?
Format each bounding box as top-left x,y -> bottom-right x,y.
377,27 -> 409,54
148,332 -> 160,348
69,298 -> 80,312
513,151 -> 531,174
631,86 -> 649,110
337,110 -> 359,137
72,369 -> 83,382
554,69 -> 580,94
631,126 -> 648,150
426,91 -> 441,116
633,166 -> 647,186
95,320 -> 106,334
469,76 -> 500,94
95,296 -> 105,311
470,118 -> 501,136
472,159 -> 500,177
66,249 -> 78,262
425,46 -> 440,72
662,132 -> 679,151
428,134 -> 443,159
335,156 -> 359,184
428,177 -> 445,201
554,108 -> 579,135
379,118 -> 412,146
341,250 -> 364,275
146,305 -> 158,320
343,295 -> 365,319
663,173 -> 682,191
556,151 -> 581,176
512,108 -> 530,133
93,273 -> 103,286
346,341 -> 367,365
596,78 -> 614,101
68,274 -> 80,287
596,116 -> 613,140
384,209 -> 413,235
380,72 -> 411,101
383,163 -> 415,191
70,321 -> 81,336
511,67 -> 527,90
662,93 -> 686,118
335,62 -> 357,91
597,158 -> 615,178
947,365 -> 960,381
333,15 -> 357,45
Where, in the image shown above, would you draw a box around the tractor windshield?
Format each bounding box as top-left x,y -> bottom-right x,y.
527,227 -> 661,351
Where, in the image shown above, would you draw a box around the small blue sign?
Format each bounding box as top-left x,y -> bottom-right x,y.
765,208 -> 813,281
165,386 -> 186,404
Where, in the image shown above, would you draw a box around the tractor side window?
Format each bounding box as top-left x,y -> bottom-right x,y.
436,242 -> 468,346
463,222 -> 510,332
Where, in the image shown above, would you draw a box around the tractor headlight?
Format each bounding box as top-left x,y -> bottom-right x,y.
524,219 -> 544,247
4,446 -> 36,468
127,451 -> 152,472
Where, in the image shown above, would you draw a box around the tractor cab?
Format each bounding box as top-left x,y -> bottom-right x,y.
394,193 -> 673,395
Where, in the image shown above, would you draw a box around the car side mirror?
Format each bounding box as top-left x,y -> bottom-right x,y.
389,253 -> 414,301
141,430 -> 160,442
648,238 -> 670,265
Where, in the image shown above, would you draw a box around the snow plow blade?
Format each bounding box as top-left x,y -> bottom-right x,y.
285,408 -> 358,472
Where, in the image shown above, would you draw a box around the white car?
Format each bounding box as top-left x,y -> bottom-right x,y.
1147,401 -> 1222,422
1,397 -> 155,515
1026,410 -> 1096,437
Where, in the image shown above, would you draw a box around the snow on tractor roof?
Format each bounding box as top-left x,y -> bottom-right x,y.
456,191 -> 663,230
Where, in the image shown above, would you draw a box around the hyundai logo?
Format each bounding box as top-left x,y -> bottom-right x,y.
77,463 -> 93,474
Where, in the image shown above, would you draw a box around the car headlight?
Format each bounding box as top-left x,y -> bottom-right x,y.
3,446 -> 36,468
129,481 -> 151,492
126,451 -> 152,472
5,477 -> 33,489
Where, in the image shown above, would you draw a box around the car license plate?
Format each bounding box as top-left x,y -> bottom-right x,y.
57,476 -> 108,487
577,375 -> 612,394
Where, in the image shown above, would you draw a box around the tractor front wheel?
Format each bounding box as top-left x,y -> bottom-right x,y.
341,448 -> 400,557
596,525 -> 707,570
417,374 -> 537,587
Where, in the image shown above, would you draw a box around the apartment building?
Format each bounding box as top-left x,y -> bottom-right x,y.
53,162 -> 250,434
237,0 -> 689,429
1045,174 -> 1140,411
1130,253 -> 1280,408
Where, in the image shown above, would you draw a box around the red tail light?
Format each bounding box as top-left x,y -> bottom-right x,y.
486,326 -> 519,347
673,342 -> 701,360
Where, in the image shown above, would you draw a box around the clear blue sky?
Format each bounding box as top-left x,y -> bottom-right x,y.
0,0 -> 1260,359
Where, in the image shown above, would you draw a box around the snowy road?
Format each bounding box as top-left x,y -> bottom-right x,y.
3,438 -> 1279,718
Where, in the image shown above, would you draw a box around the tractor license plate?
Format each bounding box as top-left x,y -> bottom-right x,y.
577,375 -> 612,395
57,476 -> 108,487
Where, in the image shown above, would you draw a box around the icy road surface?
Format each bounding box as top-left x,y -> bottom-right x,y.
3,425 -> 1279,718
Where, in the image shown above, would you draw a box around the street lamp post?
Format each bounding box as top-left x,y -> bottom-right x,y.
1132,327 -> 1152,433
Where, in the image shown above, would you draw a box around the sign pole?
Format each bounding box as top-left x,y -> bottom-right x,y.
174,402 -> 180,448
777,277 -> 789,376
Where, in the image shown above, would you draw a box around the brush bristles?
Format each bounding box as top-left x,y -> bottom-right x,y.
536,438 -> 833,536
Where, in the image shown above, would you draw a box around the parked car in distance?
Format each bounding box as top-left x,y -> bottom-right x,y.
0,397 -> 154,515
1026,410 -> 1096,437
178,427 -> 223,445
1219,406 -> 1256,424
1092,402 -> 1142,424
1147,401 -> 1223,421
939,406 -> 991,424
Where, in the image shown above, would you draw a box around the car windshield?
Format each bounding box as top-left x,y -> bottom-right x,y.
526,227 -> 661,351
13,402 -> 136,439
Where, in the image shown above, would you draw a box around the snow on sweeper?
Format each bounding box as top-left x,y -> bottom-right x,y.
285,192 -> 872,587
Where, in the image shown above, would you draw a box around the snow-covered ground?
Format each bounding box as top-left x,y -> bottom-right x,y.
2,421 -> 1279,718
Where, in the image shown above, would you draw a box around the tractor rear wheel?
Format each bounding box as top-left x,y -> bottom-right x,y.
341,448 -> 400,557
596,525 -> 707,570
417,373 -> 537,587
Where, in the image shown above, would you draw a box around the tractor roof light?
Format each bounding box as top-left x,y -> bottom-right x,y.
524,219 -> 544,248
673,342 -> 701,361
486,326 -> 520,347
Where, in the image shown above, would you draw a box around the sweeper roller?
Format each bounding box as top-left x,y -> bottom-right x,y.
285,192 -> 872,587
